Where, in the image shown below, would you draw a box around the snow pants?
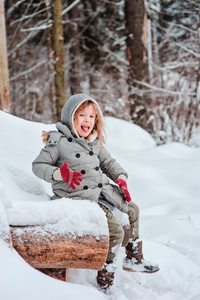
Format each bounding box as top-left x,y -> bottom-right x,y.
98,201 -> 140,263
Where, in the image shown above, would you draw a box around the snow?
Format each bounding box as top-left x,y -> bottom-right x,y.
8,199 -> 108,236
1,111 -> 200,300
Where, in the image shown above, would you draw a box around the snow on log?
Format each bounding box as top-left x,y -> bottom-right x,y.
0,202 -> 12,247
10,225 -> 109,270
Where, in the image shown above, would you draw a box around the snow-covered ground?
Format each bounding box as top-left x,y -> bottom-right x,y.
0,110 -> 200,300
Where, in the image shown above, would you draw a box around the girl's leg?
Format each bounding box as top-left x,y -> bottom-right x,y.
127,201 -> 140,242
97,203 -> 124,289
124,201 -> 160,273
98,203 -> 124,263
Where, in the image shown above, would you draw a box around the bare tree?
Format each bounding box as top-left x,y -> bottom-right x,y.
67,0 -> 81,95
52,0 -> 66,121
125,0 -> 153,133
45,0 -> 56,122
148,0 -> 200,145
0,0 -> 10,112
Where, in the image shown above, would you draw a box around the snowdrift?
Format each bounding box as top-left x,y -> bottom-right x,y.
1,111 -> 200,300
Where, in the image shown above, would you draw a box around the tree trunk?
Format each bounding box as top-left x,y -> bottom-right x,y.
10,225 -> 109,270
45,0 -> 56,123
125,0 -> 152,133
52,0 -> 66,121
125,0 -> 148,81
0,0 -> 10,112
68,0 -> 81,95
186,0 -> 200,141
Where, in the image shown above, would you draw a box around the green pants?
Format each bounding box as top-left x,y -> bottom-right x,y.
99,201 -> 139,263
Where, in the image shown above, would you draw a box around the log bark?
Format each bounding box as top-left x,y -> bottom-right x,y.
37,268 -> 67,281
10,225 -> 109,270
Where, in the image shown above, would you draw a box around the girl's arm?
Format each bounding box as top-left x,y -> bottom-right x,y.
32,132 -> 61,183
99,146 -> 128,182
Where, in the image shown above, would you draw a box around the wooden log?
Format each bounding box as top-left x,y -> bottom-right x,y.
10,225 -> 109,270
37,268 -> 67,281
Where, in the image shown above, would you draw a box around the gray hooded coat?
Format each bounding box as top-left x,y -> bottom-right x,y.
32,94 -> 128,213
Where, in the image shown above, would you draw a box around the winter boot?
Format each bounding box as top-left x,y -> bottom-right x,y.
97,263 -> 115,290
123,240 -> 159,273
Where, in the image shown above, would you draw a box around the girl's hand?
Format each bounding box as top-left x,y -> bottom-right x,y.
60,163 -> 83,190
116,179 -> 132,203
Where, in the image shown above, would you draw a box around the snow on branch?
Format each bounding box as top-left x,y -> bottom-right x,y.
134,80 -> 196,96
10,7 -> 48,26
158,23 -> 174,50
21,21 -> 52,32
6,0 -> 27,19
176,43 -> 200,58
102,45 -> 129,65
62,0 -> 81,15
10,59 -> 47,81
8,30 -> 43,56
156,61 -> 198,71
173,23 -> 198,35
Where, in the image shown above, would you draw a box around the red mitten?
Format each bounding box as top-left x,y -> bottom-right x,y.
116,179 -> 132,203
60,163 -> 83,190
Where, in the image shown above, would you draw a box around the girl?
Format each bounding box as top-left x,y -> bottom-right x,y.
32,93 -> 159,289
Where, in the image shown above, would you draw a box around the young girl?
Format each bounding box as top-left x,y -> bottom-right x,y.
32,93 -> 159,289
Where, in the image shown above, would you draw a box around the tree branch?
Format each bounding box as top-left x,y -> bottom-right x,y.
134,80 -> 196,96
62,0 -> 81,15
10,59 -> 47,81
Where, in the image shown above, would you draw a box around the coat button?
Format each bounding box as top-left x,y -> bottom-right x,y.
83,185 -> 88,190
89,151 -> 93,156
98,183 -> 103,188
95,166 -> 99,171
76,153 -> 81,158
81,170 -> 86,174
68,137 -> 73,142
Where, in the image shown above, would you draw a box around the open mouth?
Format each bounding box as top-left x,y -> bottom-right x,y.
81,125 -> 90,132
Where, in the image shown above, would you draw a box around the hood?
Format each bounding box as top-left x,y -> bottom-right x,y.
61,93 -> 103,134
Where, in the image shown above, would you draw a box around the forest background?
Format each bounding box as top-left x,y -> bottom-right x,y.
1,0 -> 200,146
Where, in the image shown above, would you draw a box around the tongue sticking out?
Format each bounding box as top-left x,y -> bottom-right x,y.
81,126 -> 90,132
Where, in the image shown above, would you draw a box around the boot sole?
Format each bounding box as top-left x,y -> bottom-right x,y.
123,266 -> 160,274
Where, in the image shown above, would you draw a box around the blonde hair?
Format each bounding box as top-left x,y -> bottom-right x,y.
73,100 -> 106,148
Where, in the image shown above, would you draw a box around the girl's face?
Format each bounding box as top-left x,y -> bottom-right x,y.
74,104 -> 96,138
